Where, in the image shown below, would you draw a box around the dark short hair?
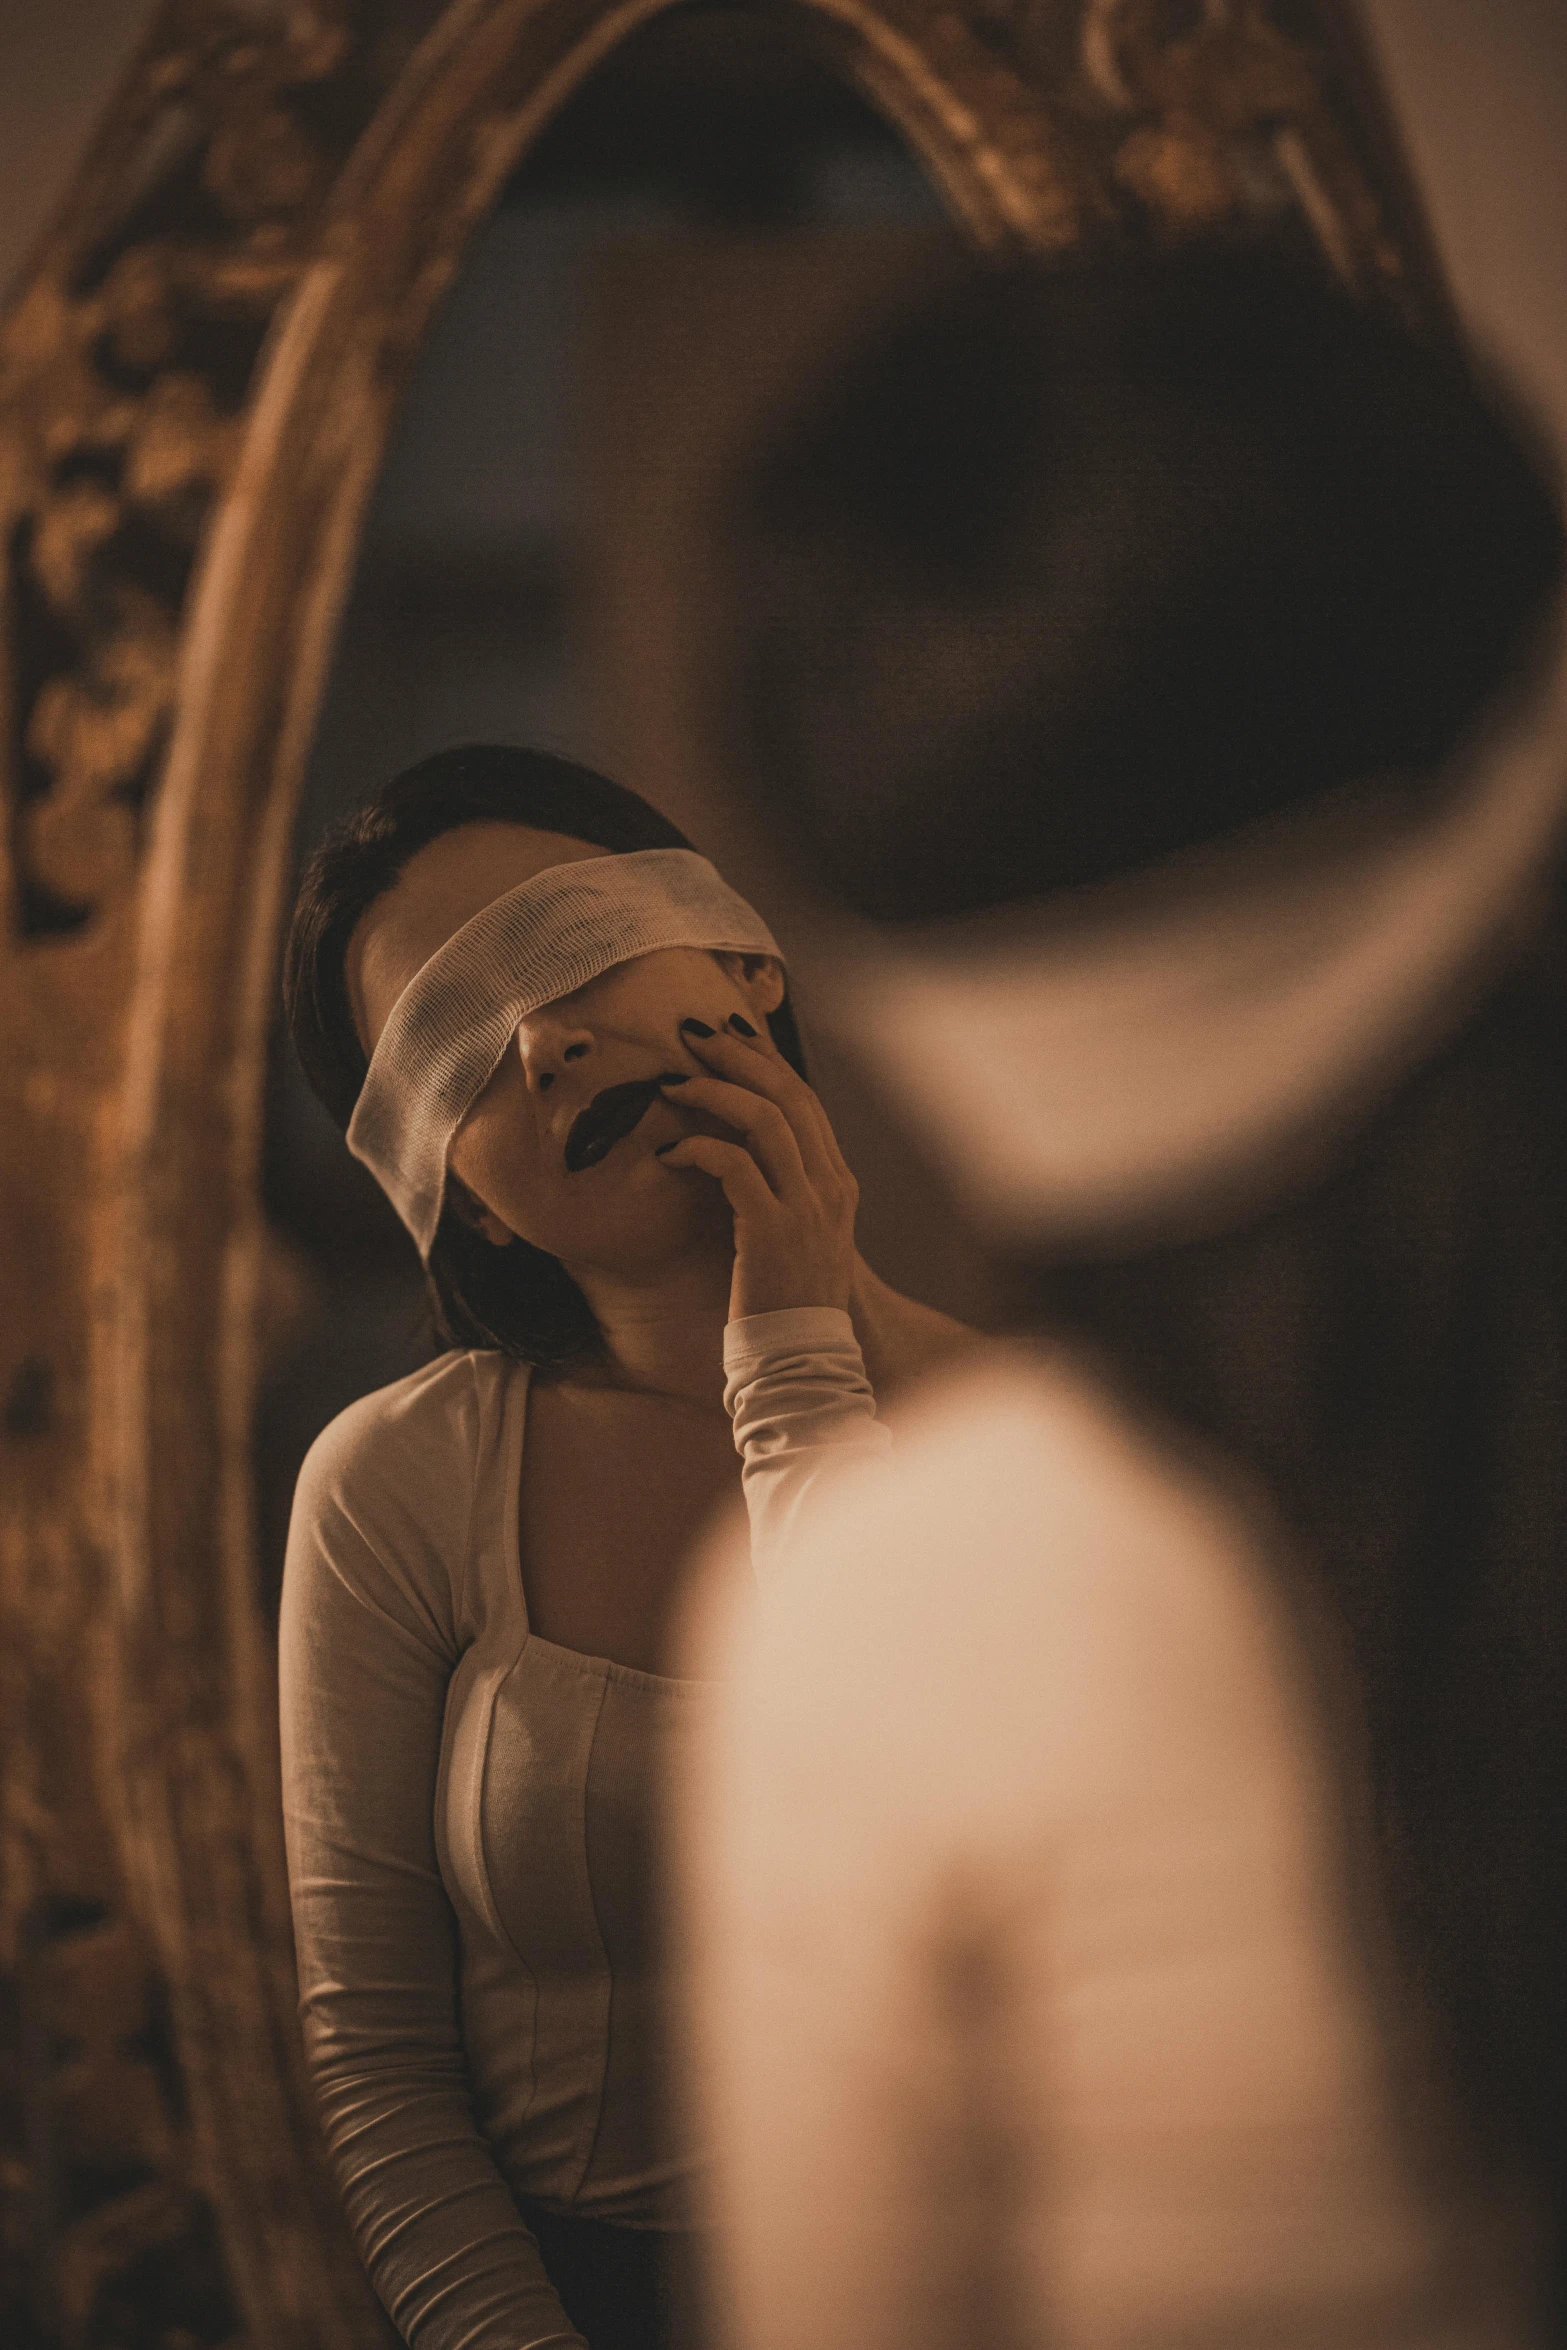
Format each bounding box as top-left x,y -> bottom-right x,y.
283,743 -> 804,1365
725,245 -> 1564,924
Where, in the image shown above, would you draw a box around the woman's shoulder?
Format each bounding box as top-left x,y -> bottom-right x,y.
849,1261 -> 984,1400
286,1348 -> 522,1646
797,1338 -> 1288,1665
893,1341 -> 1261,1553
735,1341 -> 1318,1824
294,1347 -> 516,1540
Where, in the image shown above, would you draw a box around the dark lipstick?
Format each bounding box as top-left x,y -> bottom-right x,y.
564,1074 -> 687,1174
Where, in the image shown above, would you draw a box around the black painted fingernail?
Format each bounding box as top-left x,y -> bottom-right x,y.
680,1018 -> 716,1038
655,1141 -> 679,1156
727,1014 -> 758,1038
658,1073 -> 689,1085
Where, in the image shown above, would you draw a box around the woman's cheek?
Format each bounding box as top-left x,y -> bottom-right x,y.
449,1107 -> 550,1250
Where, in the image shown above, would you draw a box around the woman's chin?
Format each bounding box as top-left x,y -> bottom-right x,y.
641,1152 -> 733,1252
543,1144 -> 731,1277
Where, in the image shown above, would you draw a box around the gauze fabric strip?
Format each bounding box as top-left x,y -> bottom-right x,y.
346,849 -> 781,1255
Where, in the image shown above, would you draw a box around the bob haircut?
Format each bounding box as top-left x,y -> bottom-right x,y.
283,743 -> 805,1366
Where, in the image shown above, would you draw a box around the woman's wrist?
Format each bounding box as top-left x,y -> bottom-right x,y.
723,1305 -> 859,1372
721,1298 -> 891,1575
722,1308 -> 875,1443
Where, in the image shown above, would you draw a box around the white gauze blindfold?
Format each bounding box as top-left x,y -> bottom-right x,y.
347,847 -> 781,1255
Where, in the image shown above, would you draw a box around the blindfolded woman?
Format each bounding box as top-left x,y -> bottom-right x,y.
277,751 -> 968,2350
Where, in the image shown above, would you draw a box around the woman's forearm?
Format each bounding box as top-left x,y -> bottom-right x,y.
723,1306 -> 893,1577
306,2030 -> 584,2350
281,1428 -> 585,2350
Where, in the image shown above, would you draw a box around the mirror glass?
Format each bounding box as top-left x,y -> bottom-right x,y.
255,5 -> 971,1613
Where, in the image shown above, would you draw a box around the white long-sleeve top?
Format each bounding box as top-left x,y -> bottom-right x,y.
278,1311 -> 889,2350
722,1305 -> 893,1573
677,1343 -> 1547,2350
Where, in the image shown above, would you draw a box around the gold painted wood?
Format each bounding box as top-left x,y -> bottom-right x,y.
0,1 -> 1446,2340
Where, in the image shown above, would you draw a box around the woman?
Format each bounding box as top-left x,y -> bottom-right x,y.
678,248 -> 1567,2344
277,746 -> 967,2350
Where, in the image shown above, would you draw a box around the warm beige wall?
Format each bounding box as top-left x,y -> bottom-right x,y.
0,0 -> 158,304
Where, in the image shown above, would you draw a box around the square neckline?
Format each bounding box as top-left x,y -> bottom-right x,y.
500,1354 -> 719,1694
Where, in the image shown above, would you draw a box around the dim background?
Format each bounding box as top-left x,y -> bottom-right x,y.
4,0 -> 1566,1611
1,8 -> 1566,2349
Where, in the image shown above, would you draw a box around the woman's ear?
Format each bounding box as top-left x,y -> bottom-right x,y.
446,1170 -> 517,1250
717,951 -> 787,1018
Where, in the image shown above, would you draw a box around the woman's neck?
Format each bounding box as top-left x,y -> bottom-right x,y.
568,1252 -> 734,1409
565,1248 -> 979,1411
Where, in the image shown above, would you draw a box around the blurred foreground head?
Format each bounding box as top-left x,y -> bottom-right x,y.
731,244 -> 1562,922
724,247 -> 1567,1246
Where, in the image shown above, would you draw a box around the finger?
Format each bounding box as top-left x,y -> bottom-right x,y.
714,1019 -> 855,1183
660,1074 -> 806,1199
678,1025 -> 844,1187
656,1133 -> 778,1222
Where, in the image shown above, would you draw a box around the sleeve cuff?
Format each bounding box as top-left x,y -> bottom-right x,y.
723,1308 -> 859,1376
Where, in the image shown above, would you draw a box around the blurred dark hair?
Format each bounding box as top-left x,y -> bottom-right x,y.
727,244 -> 1564,924
283,743 -> 804,1366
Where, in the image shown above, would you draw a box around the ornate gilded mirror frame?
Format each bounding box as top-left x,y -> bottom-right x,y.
0,1 -> 1447,2339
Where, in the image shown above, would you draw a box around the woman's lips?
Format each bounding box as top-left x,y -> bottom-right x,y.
563,1074 -> 687,1173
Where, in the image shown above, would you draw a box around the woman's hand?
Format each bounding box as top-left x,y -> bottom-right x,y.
655,1017 -> 859,1320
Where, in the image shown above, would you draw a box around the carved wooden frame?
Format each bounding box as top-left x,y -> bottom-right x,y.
0,1 -> 1443,2339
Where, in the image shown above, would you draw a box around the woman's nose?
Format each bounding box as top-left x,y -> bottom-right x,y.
515,1018 -> 594,1095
